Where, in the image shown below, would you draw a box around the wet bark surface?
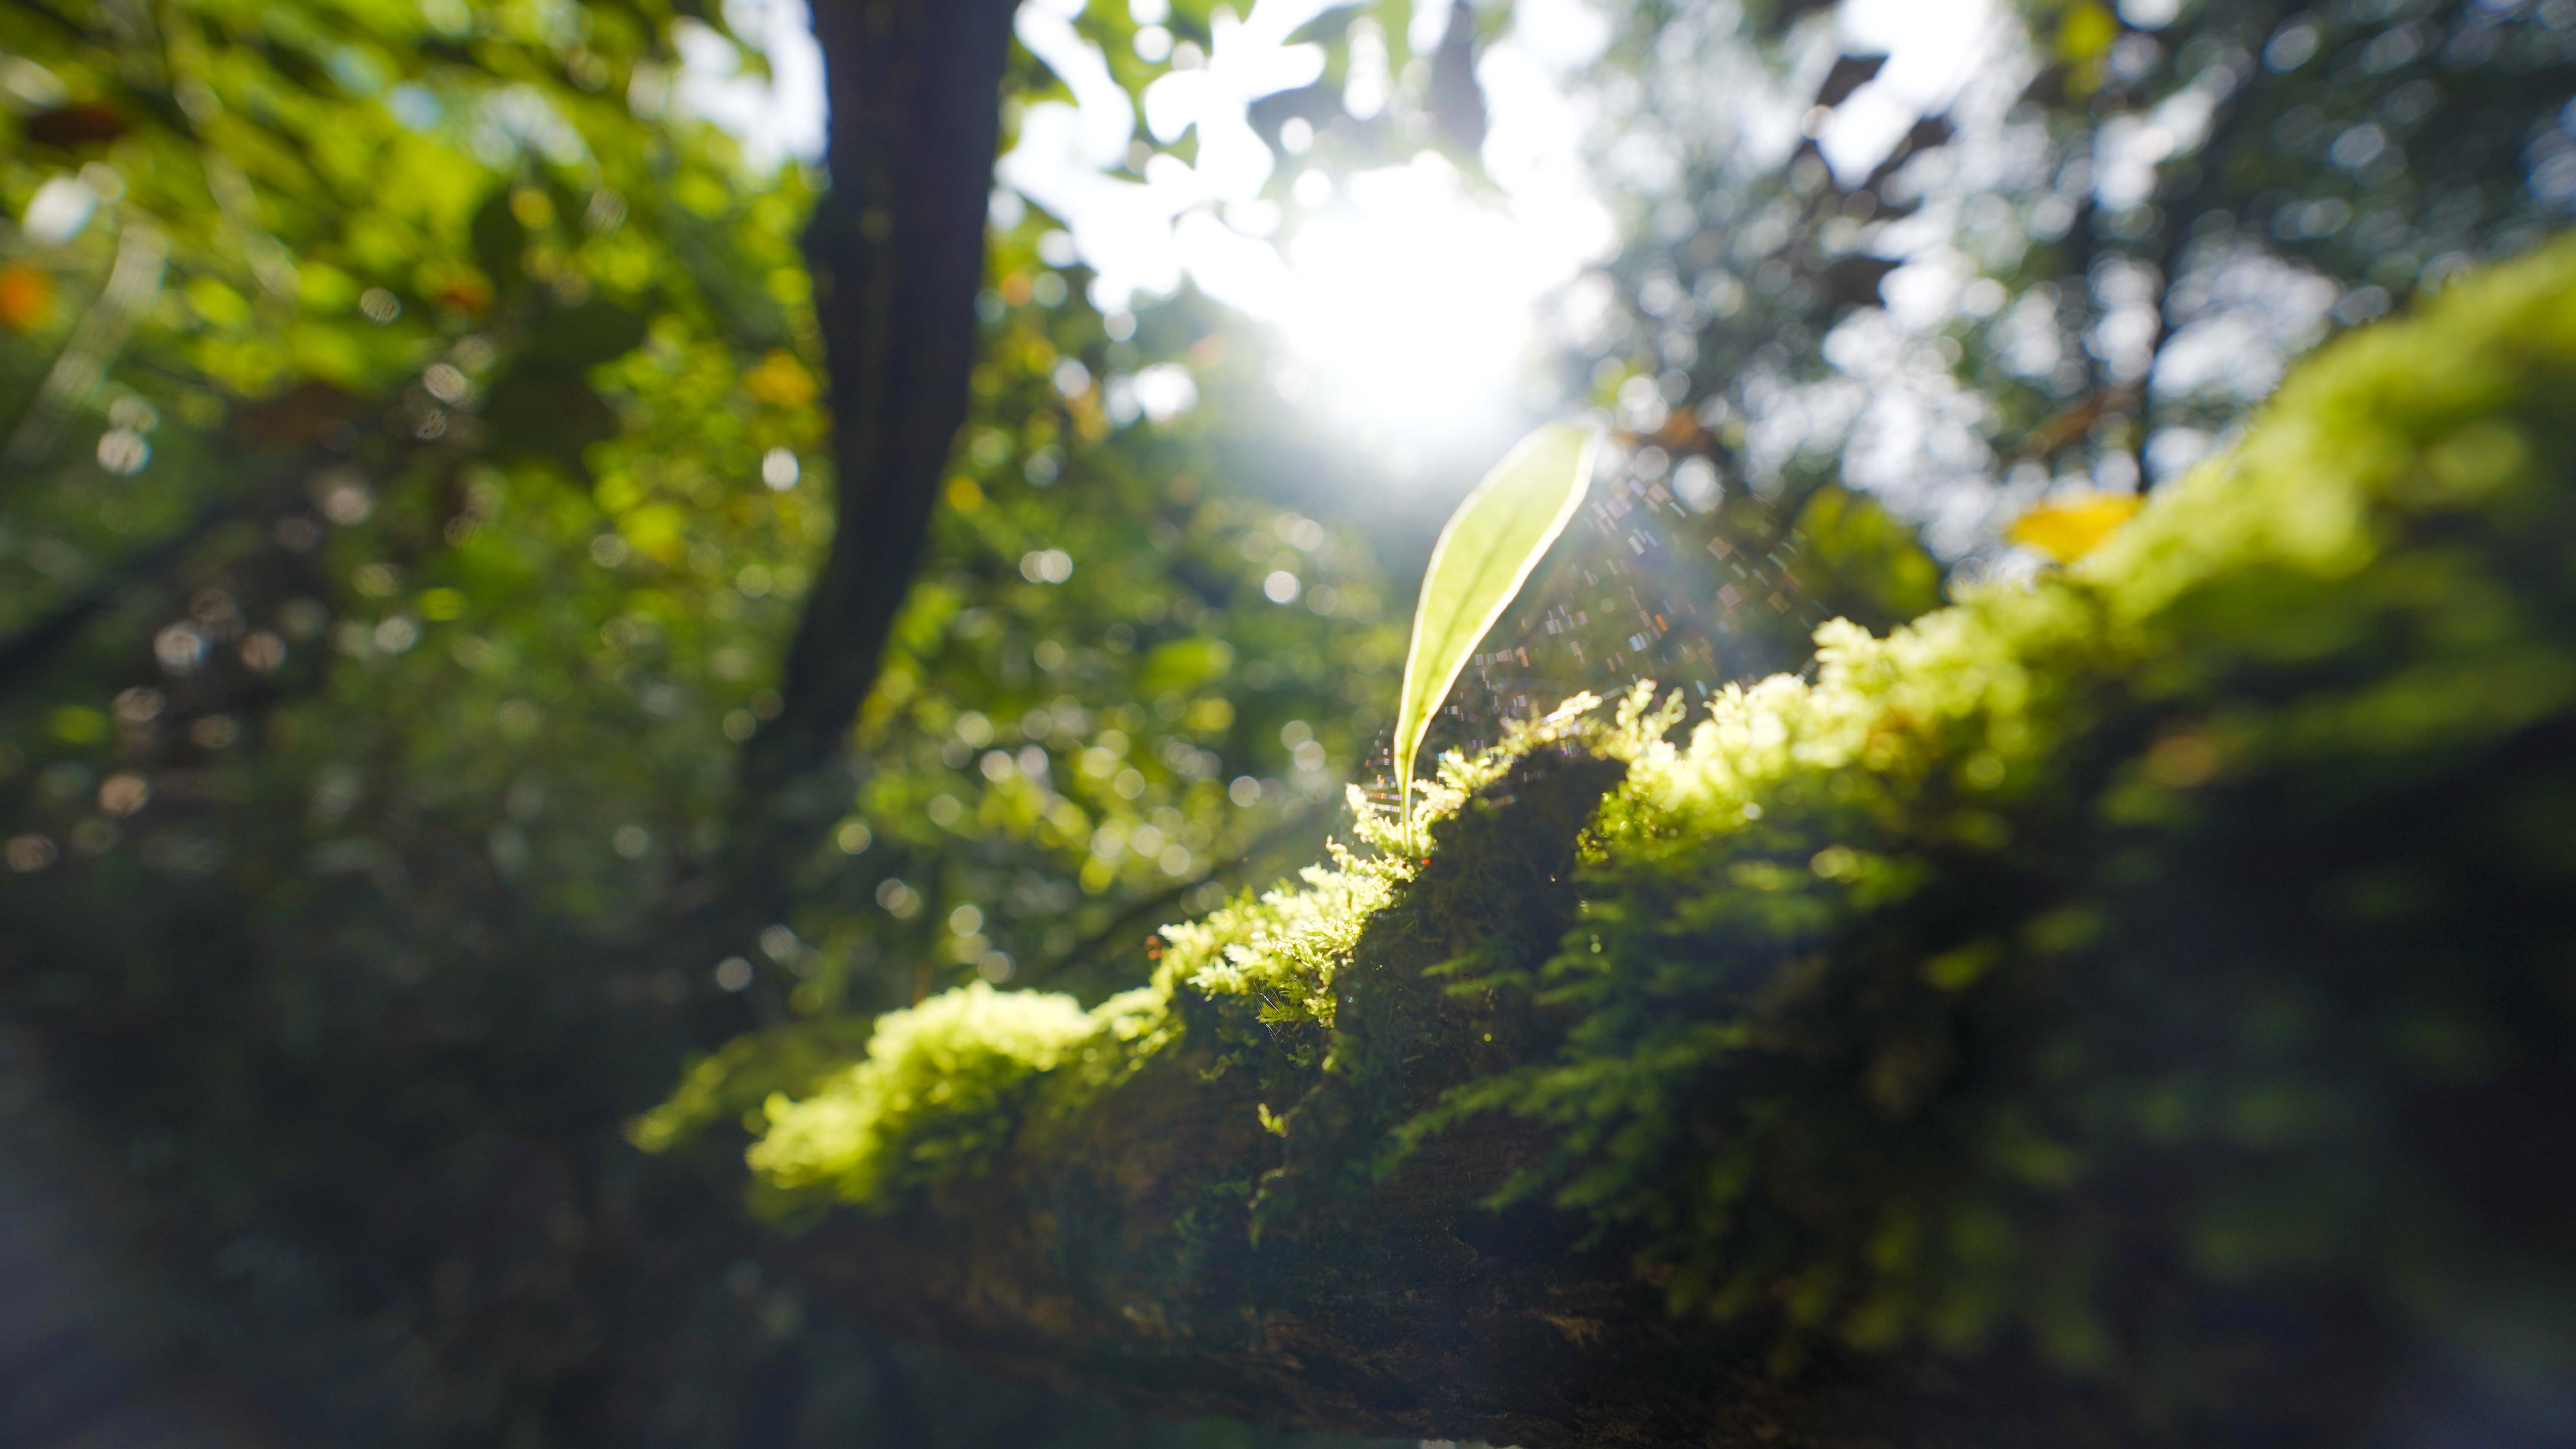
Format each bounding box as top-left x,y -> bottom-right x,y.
788,1058 -> 2143,1449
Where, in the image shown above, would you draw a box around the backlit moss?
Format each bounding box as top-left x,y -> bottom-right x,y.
747,981 -> 1170,1204
705,239 -> 2576,1415
1431,236 -> 2576,1385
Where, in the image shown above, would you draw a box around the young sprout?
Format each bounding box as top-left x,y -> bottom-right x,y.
1392,423 -> 1597,830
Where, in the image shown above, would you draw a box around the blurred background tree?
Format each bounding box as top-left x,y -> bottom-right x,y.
0,0 -> 2566,1444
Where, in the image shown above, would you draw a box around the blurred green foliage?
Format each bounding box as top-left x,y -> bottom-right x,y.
1575,0 -> 2576,556
1,0 -> 2571,1442
0,0 -> 1399,1442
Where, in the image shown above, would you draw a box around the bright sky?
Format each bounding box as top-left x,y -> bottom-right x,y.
993,0 -> 1628,438
1826,0 -> 2002,175
681,0 -> 2000,443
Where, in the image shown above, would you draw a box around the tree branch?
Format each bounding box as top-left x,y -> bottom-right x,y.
0,499 -> 236,692
780,761 -> 2147,1449
734,251 -> 2576,1444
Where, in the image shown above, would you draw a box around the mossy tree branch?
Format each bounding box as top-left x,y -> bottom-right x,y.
773,756 -> 2157,1448
672,235 -> 2576,1448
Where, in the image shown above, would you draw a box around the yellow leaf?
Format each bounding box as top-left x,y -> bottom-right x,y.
51,705 -> 108,743
2009,493 -> 2142,564
744,350 -> 818,408
2055,3 -> 2118,64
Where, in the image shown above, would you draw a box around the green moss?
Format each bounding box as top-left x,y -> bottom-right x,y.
690,238 -> 2576,1412
1154,832 -> 1407,1035
629,1015 -> 886,1155
703,710 -> 1598,1216
747,982 -> 1171,1205
1154,699 -> 1608,1037
1426,235 -> 2576,1386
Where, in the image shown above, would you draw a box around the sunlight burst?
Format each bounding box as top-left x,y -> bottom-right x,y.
1272,155 -> 1554,422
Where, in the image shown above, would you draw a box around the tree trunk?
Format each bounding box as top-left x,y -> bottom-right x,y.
737,0 -> 1020,873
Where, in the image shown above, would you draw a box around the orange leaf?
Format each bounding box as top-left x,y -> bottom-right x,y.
0,263 -> 52,331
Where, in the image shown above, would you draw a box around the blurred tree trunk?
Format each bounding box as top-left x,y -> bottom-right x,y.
736,0 -> 1021,877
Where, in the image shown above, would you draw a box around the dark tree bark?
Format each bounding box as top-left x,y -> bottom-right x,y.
789,1067 -> 2147,1449
737,0 -> 1022,865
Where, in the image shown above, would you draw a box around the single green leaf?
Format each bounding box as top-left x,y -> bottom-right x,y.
1394,422 -> 1596,824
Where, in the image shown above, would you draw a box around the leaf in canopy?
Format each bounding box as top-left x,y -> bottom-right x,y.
1139,637 -> 1234,697
520,297 -> 651,374
671,218 -> 791,348
1281,5 -> 1360,45
482,373 -> 620,479
470,187 -> 528,295
1382,0 -> 1415,72
1791,485 -> 1945,631
1393,422 -> 1596,824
